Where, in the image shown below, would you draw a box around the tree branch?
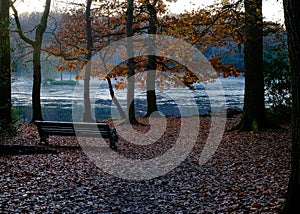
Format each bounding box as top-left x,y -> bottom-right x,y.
11,3 -> 35,46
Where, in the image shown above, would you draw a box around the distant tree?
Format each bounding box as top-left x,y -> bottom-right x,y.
282,0 -> 300,212
12,0 -> 52,122
0,0 -> 12,131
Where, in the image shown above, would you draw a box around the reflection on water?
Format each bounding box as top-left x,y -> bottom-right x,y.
12,77 -> 244,123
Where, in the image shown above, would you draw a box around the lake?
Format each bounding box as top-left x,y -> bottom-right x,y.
11,76 -> 244,123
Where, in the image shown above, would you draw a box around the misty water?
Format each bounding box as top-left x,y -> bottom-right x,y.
11,76 -> 244,123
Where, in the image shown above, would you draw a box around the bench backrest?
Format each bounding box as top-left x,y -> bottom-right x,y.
34,120 -> 111,138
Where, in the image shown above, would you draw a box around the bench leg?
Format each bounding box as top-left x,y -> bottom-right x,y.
109,141 -> 117,150
109,129 -> 118,150
40,134 -> 49,145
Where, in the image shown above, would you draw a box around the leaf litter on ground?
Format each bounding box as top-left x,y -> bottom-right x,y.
0,115 -> 291,213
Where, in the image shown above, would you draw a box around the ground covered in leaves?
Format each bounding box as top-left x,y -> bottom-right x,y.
0,115 -> 291,213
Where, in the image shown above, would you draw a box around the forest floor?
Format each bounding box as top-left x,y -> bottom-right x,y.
0,114 -> 291,213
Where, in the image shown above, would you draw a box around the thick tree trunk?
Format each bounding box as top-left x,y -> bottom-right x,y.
145,68 -> 158,116
144,1 -> 158,117
282,0 -> 300,212
83,0 -> 94,122
0,0 -> 12,129
127,59 -> 136,123
239,0 -> 266,131
126,0 -> 137,124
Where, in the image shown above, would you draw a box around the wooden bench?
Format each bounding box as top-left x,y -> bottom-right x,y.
34,120 -> 118,150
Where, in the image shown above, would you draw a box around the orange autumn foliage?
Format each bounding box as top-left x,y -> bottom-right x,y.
46,0 -> 244,90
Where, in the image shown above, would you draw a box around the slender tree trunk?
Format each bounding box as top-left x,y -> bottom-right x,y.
102,8 -> 126,120
98,52 -> 126,119
282,0 -> 300,212
238,0 -> 266,131
83,0 -> 94,122
32,43 -> 43,121
106,77 -> 127,119
126,0 -> 137,124
83,62 -> 94,122
144,1 -> 158,117
0,0 -> 12,129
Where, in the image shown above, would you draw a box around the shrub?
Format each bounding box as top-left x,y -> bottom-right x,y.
0,108 -> 21,140
264,34 -> 291,123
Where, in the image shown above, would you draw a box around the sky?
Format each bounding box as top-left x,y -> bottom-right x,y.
14,0 -> 284,23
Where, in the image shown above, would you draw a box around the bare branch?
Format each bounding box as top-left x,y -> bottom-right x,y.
10,2 -> 35,45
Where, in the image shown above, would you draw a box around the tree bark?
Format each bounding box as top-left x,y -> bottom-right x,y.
98,52 -> 126,119
282,0 -> 300,212
106,77 -> 127,119
144,0 -> 158,117
83,0 -> 94,122
0,0 -> 12,129
32,0 -> 51,122
32,43 -> 43,122
238,0 -> 266,131
126,0 -> 138,124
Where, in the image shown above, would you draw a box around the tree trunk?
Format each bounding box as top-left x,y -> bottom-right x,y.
238,0 -> 266,131
282,0 -> 300,212
31,0 -> 51,122
83,0 -> 94,122
0,0 -> 12,129
102,6 -> 126,120
98,54 -> 126,119
106,77 -> 127,119
126,0 -> 137,124
83,61 -> 94,122
144,1 -> 158,117
145,68 -> 158,116
32,43 -> 43,121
